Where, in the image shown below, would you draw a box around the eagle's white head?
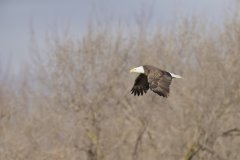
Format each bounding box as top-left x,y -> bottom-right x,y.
130,66 -> 144,73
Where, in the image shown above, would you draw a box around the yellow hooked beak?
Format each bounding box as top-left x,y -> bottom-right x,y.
129,66 -> 144,73
130,68 -> 136,73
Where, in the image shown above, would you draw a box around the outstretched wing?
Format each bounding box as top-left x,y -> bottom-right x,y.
149,71 -> 172,97
131,74 -> 149,96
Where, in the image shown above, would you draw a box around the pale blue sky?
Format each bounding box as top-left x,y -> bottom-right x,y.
0,0 -> 235,76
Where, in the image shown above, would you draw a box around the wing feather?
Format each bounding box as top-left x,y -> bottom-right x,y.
149,71 -> 172,97
131,74 -> 149,96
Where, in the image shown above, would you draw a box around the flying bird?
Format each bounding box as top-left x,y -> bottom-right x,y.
130,65 -> 182,97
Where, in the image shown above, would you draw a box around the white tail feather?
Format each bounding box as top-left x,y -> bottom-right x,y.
169,72 -> 183,79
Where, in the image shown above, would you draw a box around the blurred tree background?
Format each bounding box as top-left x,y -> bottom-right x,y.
1,2 -> 240,160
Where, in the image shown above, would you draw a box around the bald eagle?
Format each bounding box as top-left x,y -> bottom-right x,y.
130,65 -> 182,97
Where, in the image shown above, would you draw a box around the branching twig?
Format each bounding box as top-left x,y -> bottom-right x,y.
132,120 -> 148,160
222,128 -> 240,137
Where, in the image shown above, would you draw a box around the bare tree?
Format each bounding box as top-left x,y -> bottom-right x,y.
1,11 -> 240,160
